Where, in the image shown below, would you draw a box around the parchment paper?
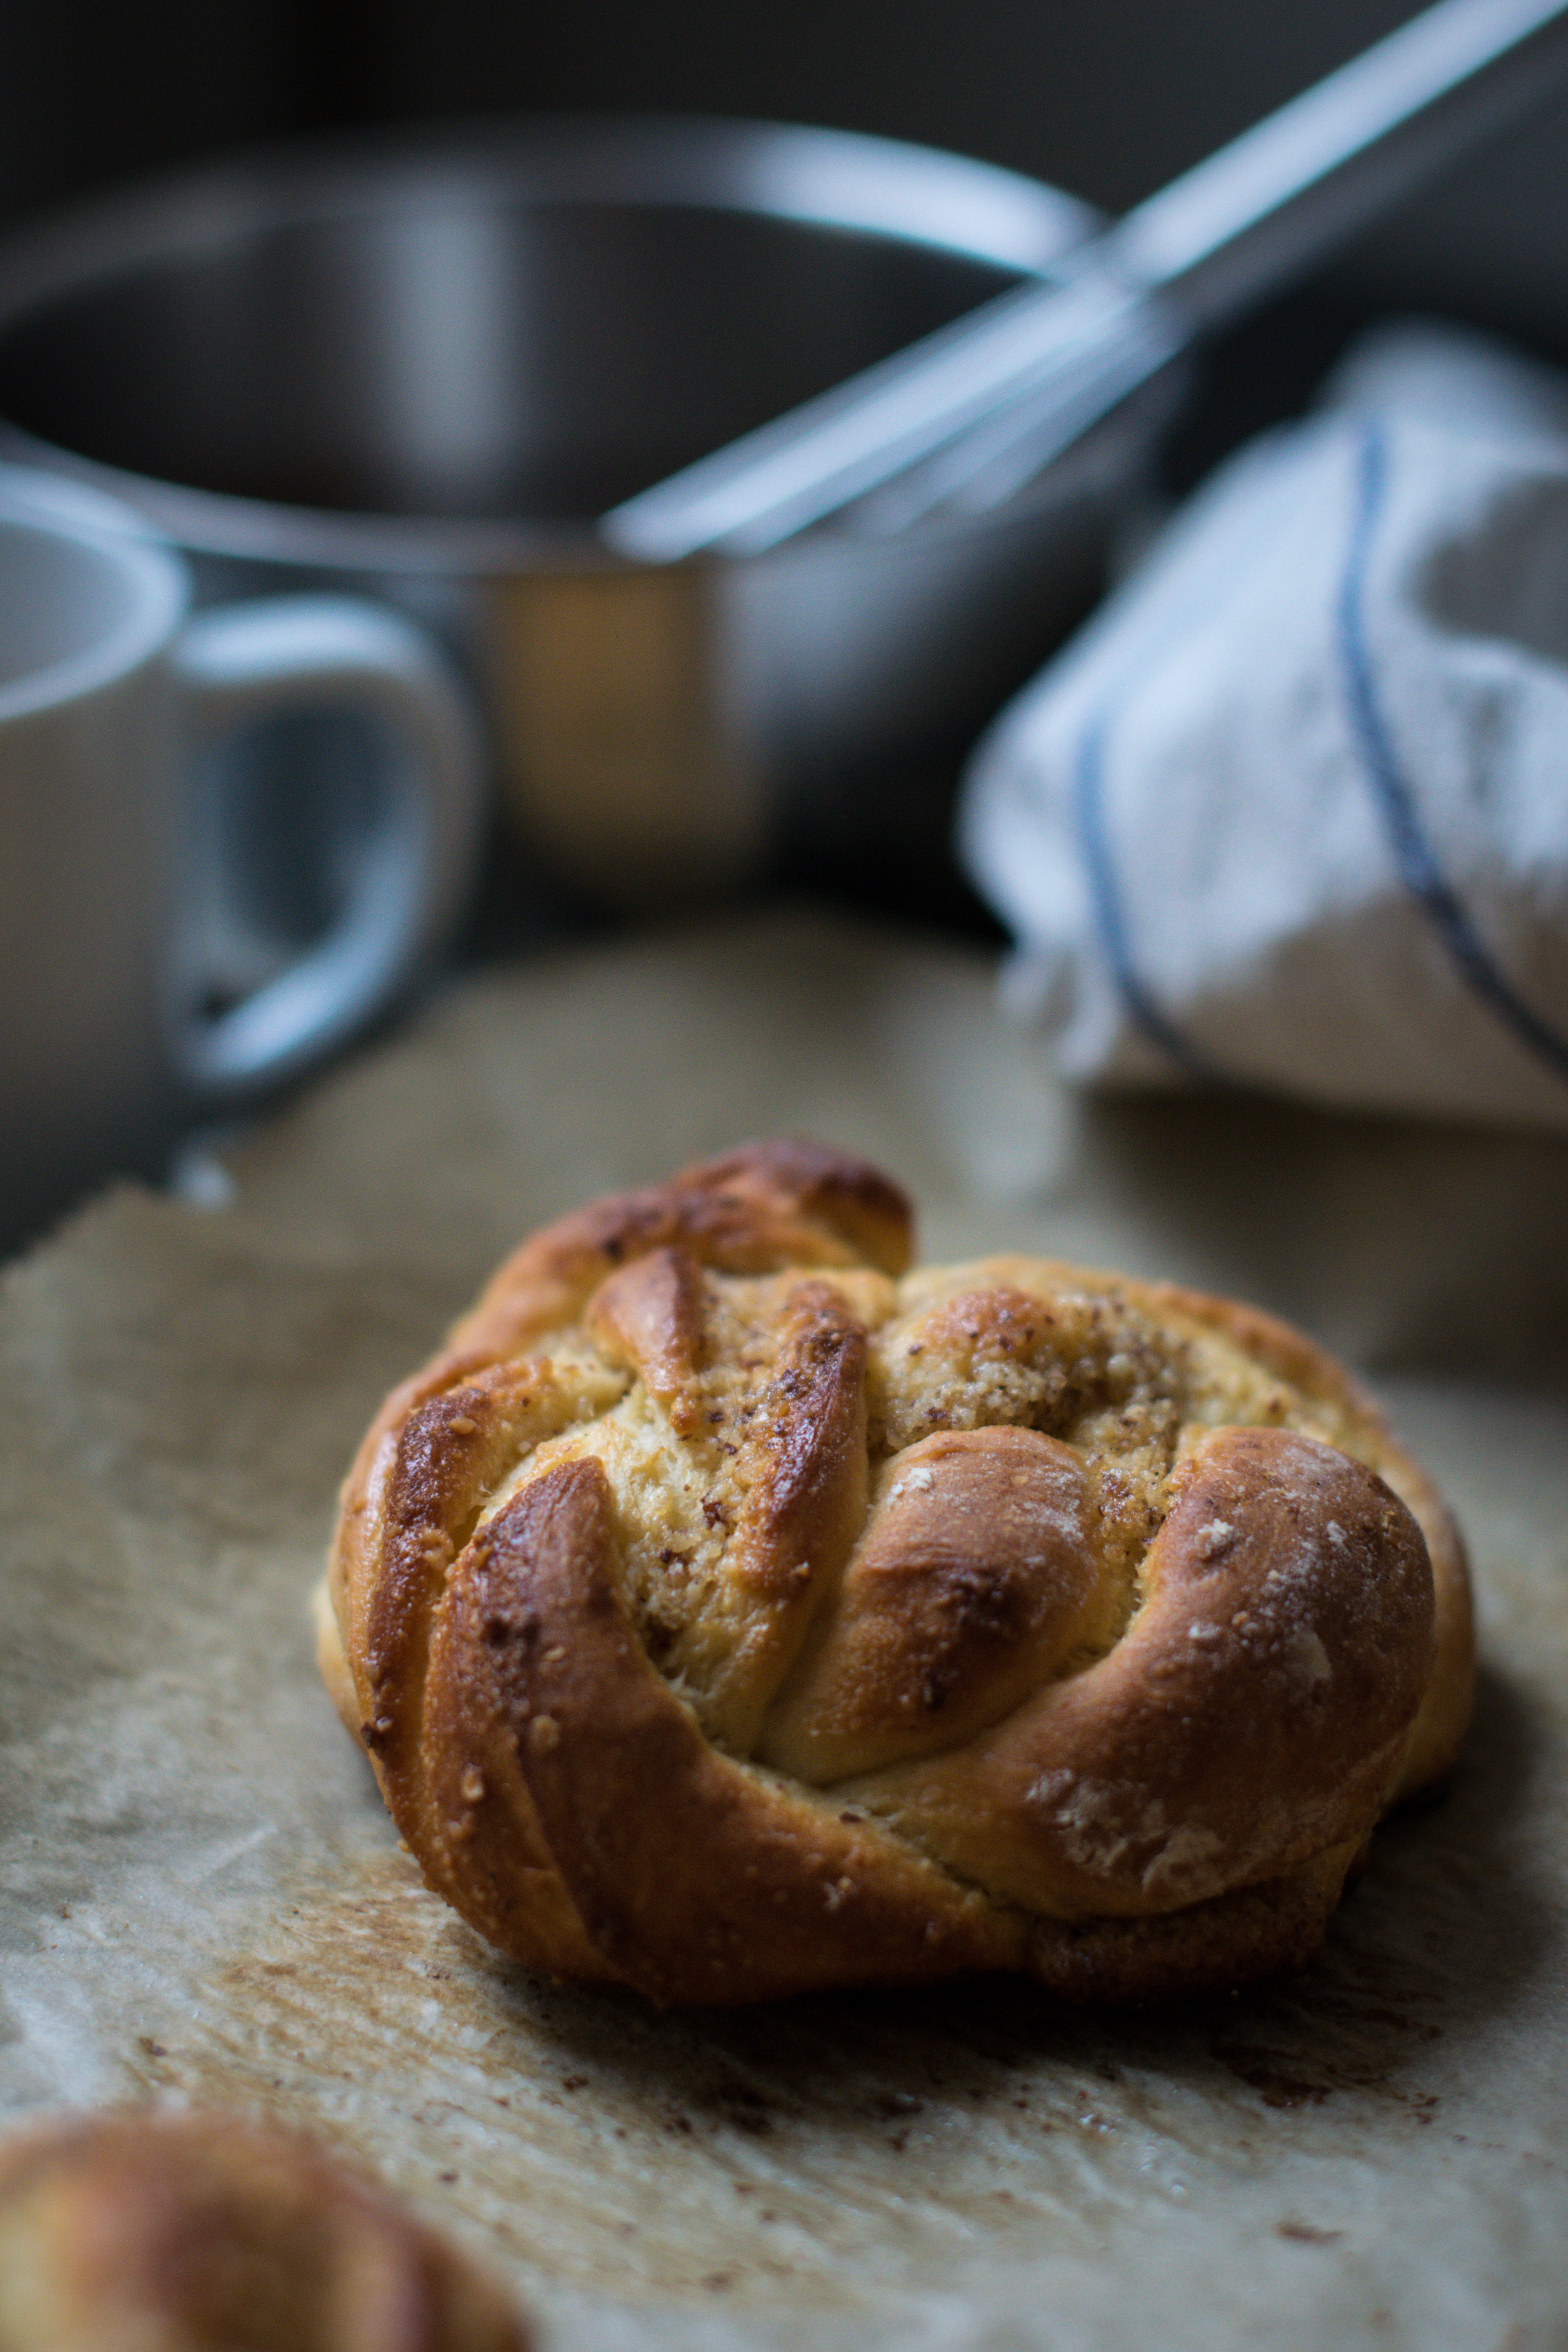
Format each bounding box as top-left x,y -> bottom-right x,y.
2,911 -> 1566,2352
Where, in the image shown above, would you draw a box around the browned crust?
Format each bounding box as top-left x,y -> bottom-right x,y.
588,1247 -> 704,1422
0,2109 -> 529,2352
704,1276 -> 872,1749
325,1142 -> 911,1712
846,1428 -> 1434,1917
420,1457 -> 1021,2002
1143,1279 -> 1473,1795
321,1142 -> 1472,2007
760,1426 -> 1103,1781
445,1138 -> 910,1383
895,1258 -> 1473,1797
1024,1842 -> 1362,2003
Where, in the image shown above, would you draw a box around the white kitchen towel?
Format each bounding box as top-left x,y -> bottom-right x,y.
959,321 -> 1568,1131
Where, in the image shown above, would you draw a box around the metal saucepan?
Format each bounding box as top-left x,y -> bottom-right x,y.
0,120 -> 1168,908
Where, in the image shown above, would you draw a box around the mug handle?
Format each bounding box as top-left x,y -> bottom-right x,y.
167,595 -> 483,1099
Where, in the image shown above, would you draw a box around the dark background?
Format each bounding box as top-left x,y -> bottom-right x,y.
2,0 -> 1566,1231
4,0 -> 1566,357
7,0 -> 1560,948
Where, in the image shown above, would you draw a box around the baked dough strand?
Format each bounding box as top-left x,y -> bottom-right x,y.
319,1142 -> 1472,2004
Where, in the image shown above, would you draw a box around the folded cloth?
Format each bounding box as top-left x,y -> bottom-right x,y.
959,322 -> 1568,1131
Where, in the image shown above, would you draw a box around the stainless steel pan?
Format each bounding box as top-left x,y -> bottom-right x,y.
0,120 -> 1164,907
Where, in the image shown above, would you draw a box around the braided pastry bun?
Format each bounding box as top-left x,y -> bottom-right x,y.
319,1142 -> 1471,2005
0,2109 -> 529,2351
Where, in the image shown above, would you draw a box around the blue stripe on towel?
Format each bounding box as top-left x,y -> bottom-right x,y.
1072,710 -> 1224,1080
1338,423 -> 1568,1088
1063,440 -> 1316,1085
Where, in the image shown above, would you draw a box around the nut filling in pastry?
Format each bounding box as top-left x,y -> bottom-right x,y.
319,1143 -> 1472,2005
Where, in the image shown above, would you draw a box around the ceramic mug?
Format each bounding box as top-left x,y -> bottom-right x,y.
0,468 -> 484,1244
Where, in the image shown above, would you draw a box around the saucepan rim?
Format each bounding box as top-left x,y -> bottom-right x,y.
0,113 -> 1120,576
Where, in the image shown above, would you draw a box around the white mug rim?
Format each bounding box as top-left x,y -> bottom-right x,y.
0,479 -> 184,724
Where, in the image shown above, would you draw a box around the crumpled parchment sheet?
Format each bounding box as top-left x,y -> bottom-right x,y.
2,912 -> 1566,2352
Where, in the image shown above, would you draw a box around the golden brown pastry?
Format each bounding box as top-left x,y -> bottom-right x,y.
320,1142 -> 1472,2005
0,2108 -> 529,2352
